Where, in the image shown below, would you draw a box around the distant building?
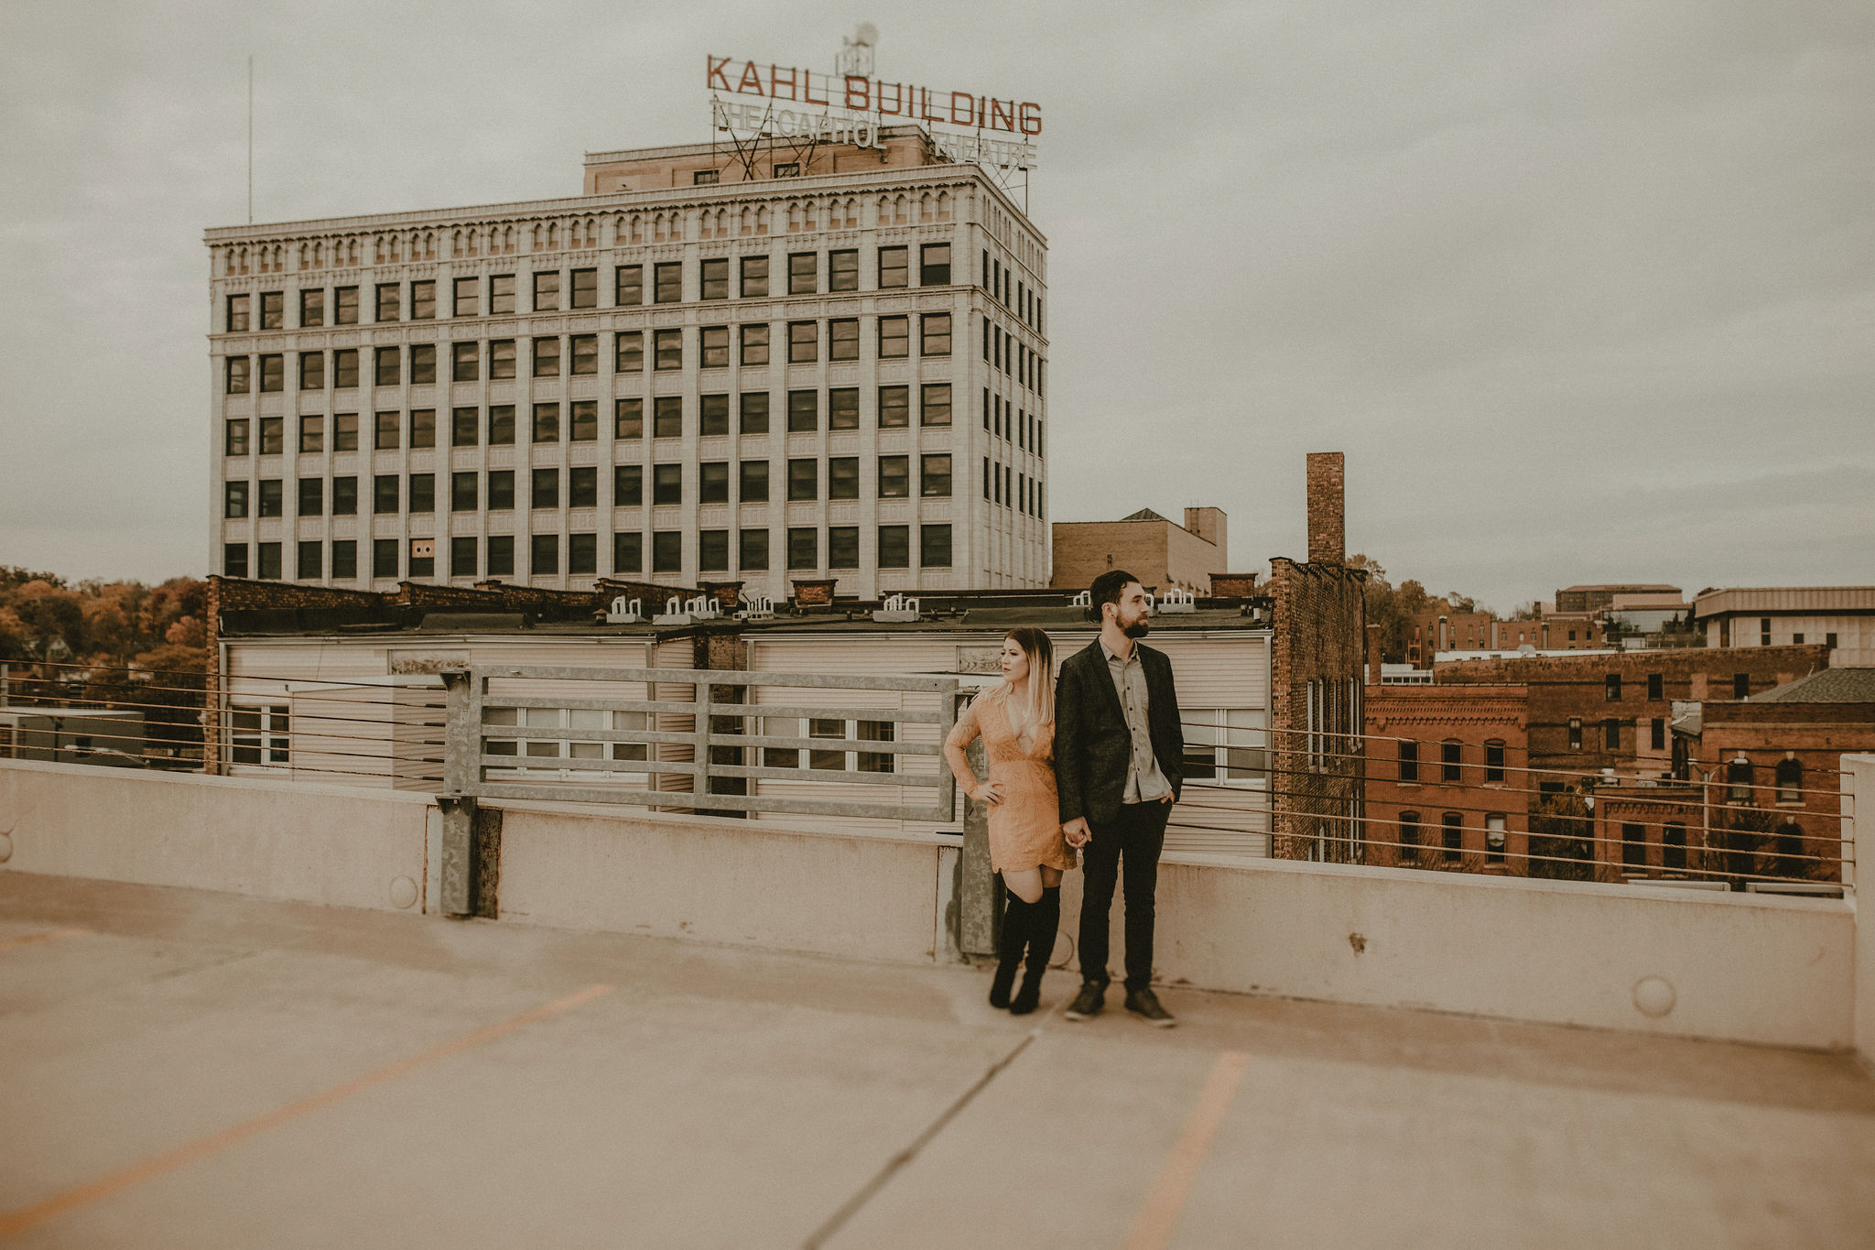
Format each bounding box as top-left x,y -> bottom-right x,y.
1363,684 -> 1530,874
1693,586 -> 1875,667
1049,506 -> 1228,596
1554,583 -> 1681,614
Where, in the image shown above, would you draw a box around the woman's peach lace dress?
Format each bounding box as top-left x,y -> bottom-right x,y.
947,687 -> 1076,875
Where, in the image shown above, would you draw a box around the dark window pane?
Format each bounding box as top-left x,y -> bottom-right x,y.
373,412 -> 399,450
740,255 -> 768,297
335,286 -> 359,324
829,457 -> 859,500
652,531 -> 682,572
788,252 -> 816,294
257,479 -> 283,517
450,536 -> 476,578
878,316 -> 908,358
615,398 -> 644,440
614,465 -> 643,506
297,478 -> 323,516
654,262 -> 682,304
570,268 -> 597,309
612,532 -> 642,573
654,328 -> 682,370
787,390 -> 817,432
532,468 -> 560,509
374,346 -> 400,386
920,524 -> 952,567
788,321 -> 817,363
452,471 -> 478,511
451,277 -> 478,317
920,242 -> 951,285
409,409 -> 435,449
921,383 -> 952,427
408,473 -> 435,513
740,392 -> 770,434
569,400 -> 598,442
615,331 -> 644,372
654,396 -> 683,439
829,319 -> 859,361
920,312 -> 952,356
300,289 -> 324,326
878,386 -> 909,428
299,351 -> 324,389
878,246 -> 907,289
878,525 -> 909,568
829,526 -> 859,569
788,459 -> 817,501
531,533 -> 559,575
411,281 -> 436,320
489,339 -> 516,379
700,393 -> 730,436
739,528 -> 769,570
653,463 -> 682,505
699,529 -> 729,571
486,535 -> 514,577
569,466 -> 598,508
332,476 -> 357,515
741,323 -> 770,365
225,419 -> 250,456
787,527 -> 817,569
700,461 -> 730,503
489,472 -> 516,510
568,532 -> 597,575
701,325 -> 730,369
532,336 -> 560,378
615,265 -> 643,306
532,403 -> 560,442
829,388 -> 859,430
701,258 -> 729,300
451,341 -> 479,382
489,406 -> 515,445
878,455 -> 909,498
333,348 -> 359,388
331,540 -> 356,578
920,454 -> 952,497
570,334 -> 598,375
739,460 -> 768,502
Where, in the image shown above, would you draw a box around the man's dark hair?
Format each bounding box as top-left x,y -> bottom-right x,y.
1089,569 -> 1139,617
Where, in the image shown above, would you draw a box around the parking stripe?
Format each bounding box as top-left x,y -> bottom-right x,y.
0,928 -> 87,954
1124,1049 -> 1252,1250
0,982 -> 616,1240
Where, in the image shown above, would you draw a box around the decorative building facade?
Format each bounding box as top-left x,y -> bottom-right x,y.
205,127 -> 1048,599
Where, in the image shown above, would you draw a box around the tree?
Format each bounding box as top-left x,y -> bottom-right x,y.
1348,554 -> 1433,664
1528,791 -> 1594,880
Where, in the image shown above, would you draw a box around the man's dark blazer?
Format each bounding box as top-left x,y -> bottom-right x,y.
1054,638 -> 1184,826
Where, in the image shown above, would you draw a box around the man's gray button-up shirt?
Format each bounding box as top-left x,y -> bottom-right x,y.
1101,639 -> 1172,805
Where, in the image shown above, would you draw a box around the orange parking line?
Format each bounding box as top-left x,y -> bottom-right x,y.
0,928 -> 87,954
1124,1049 -> 1252,1250
0,982 -> 616,1240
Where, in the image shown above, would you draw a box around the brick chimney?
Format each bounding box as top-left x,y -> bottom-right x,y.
1306,452 -> 1344,566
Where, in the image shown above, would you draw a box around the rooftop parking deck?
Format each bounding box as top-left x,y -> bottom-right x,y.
3,872 -> 1872,1249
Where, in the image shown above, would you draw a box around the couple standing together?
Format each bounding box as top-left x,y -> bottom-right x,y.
943,570 -> 1183,1026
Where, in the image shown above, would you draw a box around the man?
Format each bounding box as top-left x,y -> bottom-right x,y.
1054,569 -> 1184,1026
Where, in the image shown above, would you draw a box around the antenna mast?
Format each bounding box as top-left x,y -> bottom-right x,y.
246,55 -> 254,224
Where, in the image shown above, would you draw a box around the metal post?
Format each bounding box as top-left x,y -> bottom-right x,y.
437,669 -> 478,917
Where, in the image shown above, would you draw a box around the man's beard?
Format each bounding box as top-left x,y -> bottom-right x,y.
1122,617 -> 1151,639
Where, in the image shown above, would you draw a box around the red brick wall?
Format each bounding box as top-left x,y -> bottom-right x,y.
1268,556 -> 1366,860
1363,684 -> 1529,873
1305,452 -> 1345,567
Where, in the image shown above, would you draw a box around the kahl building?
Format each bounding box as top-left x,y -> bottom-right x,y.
206,49 -> 1048,602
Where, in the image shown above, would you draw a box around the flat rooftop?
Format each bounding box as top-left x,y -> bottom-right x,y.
3,873 -> 1871,1248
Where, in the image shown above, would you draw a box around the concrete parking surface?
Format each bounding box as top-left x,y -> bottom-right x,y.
2,871 -> 1873,1249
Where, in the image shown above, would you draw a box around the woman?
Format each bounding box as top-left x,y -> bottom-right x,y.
943,627 -> 1074,1014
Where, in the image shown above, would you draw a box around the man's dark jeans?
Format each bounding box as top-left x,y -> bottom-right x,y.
1077,800 -> 1171,992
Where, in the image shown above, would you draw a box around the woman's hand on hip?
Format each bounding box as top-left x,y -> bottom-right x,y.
974,781 -> 1004,807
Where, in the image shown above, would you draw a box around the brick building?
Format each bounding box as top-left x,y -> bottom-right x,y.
1554,583 -> 1680,614
1363,684 -> 1529,873
1049,506 -> 1227,596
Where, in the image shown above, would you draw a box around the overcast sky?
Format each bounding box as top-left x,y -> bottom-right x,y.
2,0 -> 1870,611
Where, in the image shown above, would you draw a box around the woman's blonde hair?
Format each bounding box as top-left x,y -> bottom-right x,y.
1000,627 -> 1055,727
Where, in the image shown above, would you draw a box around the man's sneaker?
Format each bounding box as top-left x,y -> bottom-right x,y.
1124,988 -> 1176,1028
1064,982 -> 1106,1020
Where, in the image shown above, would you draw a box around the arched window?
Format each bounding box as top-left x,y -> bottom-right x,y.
1725,757 -> 1754,804
1398,811 -> 1420,867
1775,757 -> 1802,805
1775,822 -> 1805,879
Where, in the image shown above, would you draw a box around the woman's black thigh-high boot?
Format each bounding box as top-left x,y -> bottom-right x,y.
1008,886 -> 1060,1016
990,890 -> 1032,1009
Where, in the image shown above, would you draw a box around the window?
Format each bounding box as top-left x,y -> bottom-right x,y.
829,457 -> 859,500
332,476 -> 357,515
375,283 -> 400,322
370,473 -> 398,514
409,409 -> 436,449
739,461 -> 768,502
788,321 -> 818,363
258,417 -> 283,454
1398,739 -> 1418,782
1399,813 -> 1420,865
878,525 -> 909,569
227,293 -> 251,332
1441,740 -> 1461,782
654,328 -> 682,370
1568,718 -> 1582,750
570,268 -> 596,309
297,478 -> 323,517
615,265 -> 643,306
615,330 -> 644,372
300,289 -> 324,327
920,454 -> 952,498
408,474 -> 435,514
225,356 -> 250,394
532,336 -> 560,378
614,465 -> 643,506
699,529 -> 729,571
450,341 -> 478,382
230,704 -> 289,766
788,459 -> 817,501
878,315 -> 909,358
1485,815 -> 1507,864
452,471 -> 478,512
256,543 -> 283,580
739,528 -> 769,570
224,481 -> 249,518
1664,823 -> 1687,870
568,532 -> 597,576
1622,823 -> 1645,869
1760,617 -> 1772,647
490,336 -> 517,378
828,388 -> 859,430
920,242 -> 951,285
490,275 -> 515,315
773,162 -> 800,178
488,471 -> 515,510
371,538 -> 398,579
1442,813 -> 1462,862
700,461 -> 730,504
1650,718 -> 1666,751
489,405 -> 515,445
823,248 -> 858,291
652,531 -> 681,573
654,262 -> 682,304
740,392 -> 770,434
450,536 -> 476,579
486,535 -> 514,576
1485,740 -> 1504,783
410,280 -> 435,320
532,403 -> 559,443
1605,674 -> 1622,701
331,540 -> 356,579
787,527 -> 817,569
452,276 -> 479,317
570,334 -> 598,375
654,396 -> 682,439
788,252 -> 816,294
689,325 -> 730,372
1827,632 -> 1839,649
531,467 -> 560,509
920,524 -> 952,567
1793,633 -> 1805,645
829,527 -> 859,569
878,385 -> 909,428
700,258 -> 729,300
256,354 -> 283,393
921,383 -> 952,427
335,285 -> 360,324
878,455 -> 910,498
1603,718 -> 1620,750
615,398 -> 643,440
855,721 -> 896,773
740,255 -> 768,298
447,407 -> 478,447
569,466 -> 597,508
878,246 -> 907,289
1775,757 -> 1802,804
334,348 -> 359,388
1733,673 -> 1750,699
920,312 -> 951,356
299,415 -> 324,453
829,318 -> 859,361
740,323 -> 770,366
652,464 -> 681,506
612,532 -> 642,573
373,346 -> 400,387
531,534 -> 559,575
787,390 -> 817,432
1647,673 -> 1664,701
